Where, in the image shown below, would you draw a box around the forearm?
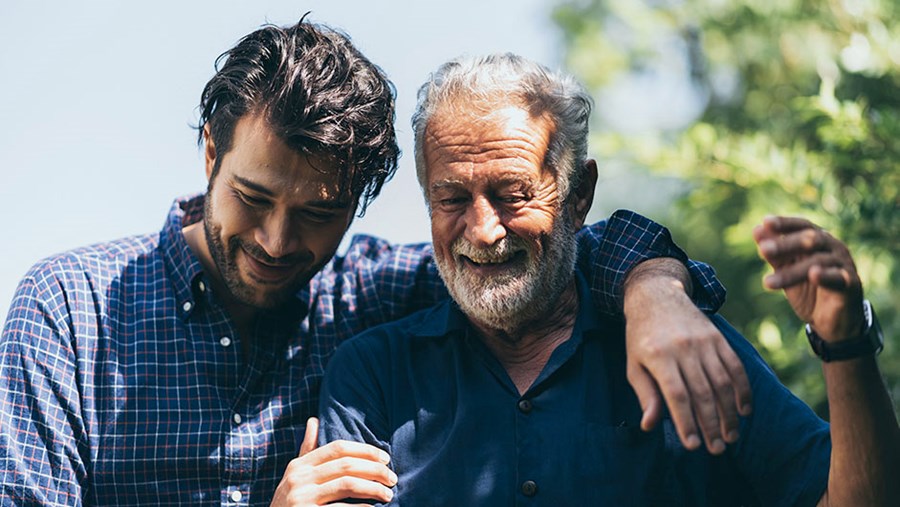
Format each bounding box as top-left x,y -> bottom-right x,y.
624,258 -> 693,307
820,357 -> 900,506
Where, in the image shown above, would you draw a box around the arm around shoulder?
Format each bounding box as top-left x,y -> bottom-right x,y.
578,210 -> 726,315
579,211 -> 751,455
339,235 -> 447,327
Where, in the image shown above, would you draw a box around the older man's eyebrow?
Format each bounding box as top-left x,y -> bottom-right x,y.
429,179 -> 466,194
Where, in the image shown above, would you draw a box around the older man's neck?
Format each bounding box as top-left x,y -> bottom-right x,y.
470,282 -> 579,395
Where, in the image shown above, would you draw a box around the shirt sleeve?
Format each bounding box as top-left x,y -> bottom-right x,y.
0,270 -> 87,507
317,334 -> 391,452
576,209 -> 726,316
336,235 -> 448,330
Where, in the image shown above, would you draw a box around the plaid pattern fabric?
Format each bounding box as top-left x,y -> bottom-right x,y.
0,194 -> 723,506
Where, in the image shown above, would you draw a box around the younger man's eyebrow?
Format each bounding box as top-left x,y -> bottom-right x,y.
306,198 -> 352,210
233,175 -> 275,197
233,174 -> 353,209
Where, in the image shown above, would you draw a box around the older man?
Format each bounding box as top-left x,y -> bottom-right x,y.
315,54 -> 899,505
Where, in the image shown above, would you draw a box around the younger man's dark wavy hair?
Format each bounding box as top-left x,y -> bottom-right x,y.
197,16 -> 399,215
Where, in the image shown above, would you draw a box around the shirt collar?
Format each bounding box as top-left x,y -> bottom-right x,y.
159,194 -> 208,320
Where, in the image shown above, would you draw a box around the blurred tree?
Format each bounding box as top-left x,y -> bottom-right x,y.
553,0 -> 899,415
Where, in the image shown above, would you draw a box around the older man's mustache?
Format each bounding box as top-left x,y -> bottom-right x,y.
451,235 -> 531,265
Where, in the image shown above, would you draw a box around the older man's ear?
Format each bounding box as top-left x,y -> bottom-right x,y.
570,159 -> 598,229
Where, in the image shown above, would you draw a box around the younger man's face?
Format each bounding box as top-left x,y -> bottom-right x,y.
202,113 -> 355,310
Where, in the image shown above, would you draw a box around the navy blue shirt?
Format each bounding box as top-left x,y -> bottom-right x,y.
319,276 -> 831,506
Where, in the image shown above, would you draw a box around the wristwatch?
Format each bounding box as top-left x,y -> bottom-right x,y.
805,299 -> 884,362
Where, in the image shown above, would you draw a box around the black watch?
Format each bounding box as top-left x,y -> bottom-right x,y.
805,299 -> 883,362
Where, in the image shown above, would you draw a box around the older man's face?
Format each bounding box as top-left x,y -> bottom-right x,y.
424,103 -> 579,331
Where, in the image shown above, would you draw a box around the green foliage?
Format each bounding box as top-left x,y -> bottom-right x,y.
554,0 -> 900,415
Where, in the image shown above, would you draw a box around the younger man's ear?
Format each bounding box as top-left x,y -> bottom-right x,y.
203,124 -> 217,181
571,159 -> 598,229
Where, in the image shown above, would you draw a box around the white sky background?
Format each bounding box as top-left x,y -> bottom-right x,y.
0,0 -> 565,320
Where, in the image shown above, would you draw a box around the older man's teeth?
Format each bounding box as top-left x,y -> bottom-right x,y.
465,255 -> 510,265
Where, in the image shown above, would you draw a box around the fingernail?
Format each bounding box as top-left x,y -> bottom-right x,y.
385,488 -> 394,500
726,430 -> 740,443
379,451 -> 391,464
765,274 -> 780,288
741,403 -> 753,415
759,240 -> 775,255
388,470 -> 398,485
686,434 -> 701,449
711,439 -> 726,454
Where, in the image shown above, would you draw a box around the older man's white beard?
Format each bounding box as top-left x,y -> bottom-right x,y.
434,215 -> 578,335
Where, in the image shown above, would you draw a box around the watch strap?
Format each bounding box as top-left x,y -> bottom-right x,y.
805,300 -> 883,362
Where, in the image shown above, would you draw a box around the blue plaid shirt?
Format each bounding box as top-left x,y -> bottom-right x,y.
0,194 -> 723,506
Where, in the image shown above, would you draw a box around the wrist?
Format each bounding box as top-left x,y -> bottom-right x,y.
624,258 -> 692,312
623,275 -> 689,319
806,300 -> 883,362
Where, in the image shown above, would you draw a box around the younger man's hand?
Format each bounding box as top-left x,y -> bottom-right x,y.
271,417 -> 397,506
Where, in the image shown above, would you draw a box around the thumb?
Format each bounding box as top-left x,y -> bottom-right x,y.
630,367 -> 663,432
299,417 -> 319,457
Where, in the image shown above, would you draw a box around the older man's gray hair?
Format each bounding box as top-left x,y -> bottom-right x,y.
411,53 -> 593,206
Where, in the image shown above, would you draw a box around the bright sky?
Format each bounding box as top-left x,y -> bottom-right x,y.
0,0 -> 565,320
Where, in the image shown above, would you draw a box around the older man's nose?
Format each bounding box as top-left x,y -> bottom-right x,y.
464,197 -> 506,247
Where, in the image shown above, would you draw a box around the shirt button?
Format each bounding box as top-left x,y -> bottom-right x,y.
232,413 -> 242,424
220,336 -> 232,347
230,490 -> 242,502
198,280 -> 207,293
182,301 -> 193,312
521,480 -> 538,497
517,399 -> 533,413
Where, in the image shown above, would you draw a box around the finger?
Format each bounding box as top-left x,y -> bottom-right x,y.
300,440 -> 391,467
751,224 -> 767,244
757,228 -> 830,267
314,456 -> 398,487
764,252 -> 842,290
651,365 -> 702,451
716,339 -> 753,417
678,355 -> 726,455
299,417 -> 319,457
698,347 -> 741,444
317,476 -> 395,504
627,365 -> 664,432
809,264 -> 855,292
761,215 -> 818,235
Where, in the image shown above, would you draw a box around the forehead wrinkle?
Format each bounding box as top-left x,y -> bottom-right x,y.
425,129 -> 547,168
